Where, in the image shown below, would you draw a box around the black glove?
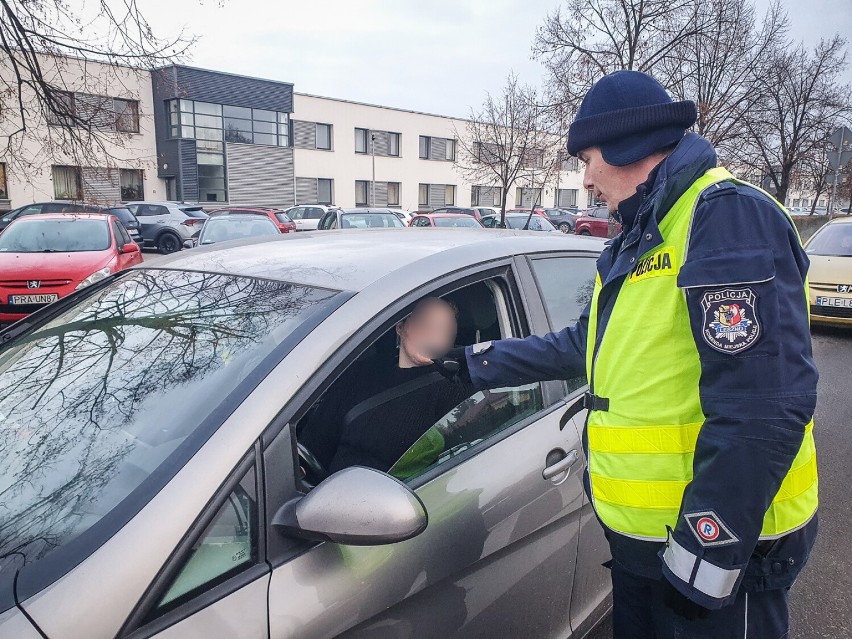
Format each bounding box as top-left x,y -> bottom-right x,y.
662,577 -> 711,621
432,347 -> 470,384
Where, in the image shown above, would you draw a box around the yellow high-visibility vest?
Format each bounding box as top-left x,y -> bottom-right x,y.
585,166 -> 818,541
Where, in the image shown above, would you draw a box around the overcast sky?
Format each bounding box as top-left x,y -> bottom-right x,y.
142,0 -> 852,118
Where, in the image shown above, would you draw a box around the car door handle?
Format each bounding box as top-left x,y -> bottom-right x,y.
542,449 -> 579,480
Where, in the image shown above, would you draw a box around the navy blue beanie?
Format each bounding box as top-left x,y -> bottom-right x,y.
567,70 -> 697,166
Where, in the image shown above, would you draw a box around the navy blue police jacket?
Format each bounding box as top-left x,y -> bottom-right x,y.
463,132 -> 819,607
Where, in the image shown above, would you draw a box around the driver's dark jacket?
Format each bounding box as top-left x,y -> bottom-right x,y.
462,133 -> 818,604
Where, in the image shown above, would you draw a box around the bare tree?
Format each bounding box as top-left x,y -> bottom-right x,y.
661,0 -> 788,162
532,0 -> 707,113
740,36 -> 851,205
454,73 -> 561,226
0,0 -> 193,191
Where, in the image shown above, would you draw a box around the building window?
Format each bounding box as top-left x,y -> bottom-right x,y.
445,184 -> 456,205
388,133 -> 400,157
387,182 -> 400,206
316,123 -> 332,150
419,136 -> 430,159
52,165 -> 82,200
114,98 -> 140,133
418,183 -> 429,207
355,128 -> 368,154
587,189 -> 596,207
317,178 -> 333,205
0,163 -> 7,199
516,187 -> 543,208
560,154 -> 579,172
445,139 -> 456,162
120,169 -> 144,201
46,91 -> 75,126
355,180 -> 369,207
556,188 -> 578,208
166,99 -> 290,147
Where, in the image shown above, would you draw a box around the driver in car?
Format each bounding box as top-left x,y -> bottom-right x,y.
299,297 -> 473,475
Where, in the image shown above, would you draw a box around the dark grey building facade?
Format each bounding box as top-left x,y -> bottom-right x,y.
151,66 -> 296,207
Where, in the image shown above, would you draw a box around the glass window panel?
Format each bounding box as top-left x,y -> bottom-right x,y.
200,189 -> 227,202
252,109 -> 276,122
224,129 -> 252,144
181,125 -> 195,138
445,185 -> 456,205
278,112 -> 290,124
195,127 -> 223,141
197,164 -> 225,178
419,183 -> 429,206
419,136 -> 430,159
355,180 -> 368,206
355,128 -> 368,154
277,134 -> 289,147
193,101 -> 222,116
387,182 -> 400,206
251,133 -> 275,146
316,124 -> 331,150
169,125 -> 179,139
180,112 -> 194,126
197,152 -> 224,165
195,139 -> 223,153
223,105 -> 252,119
445,140 -> 455,161
388,133 -> 400,157
119,168 -> 144,201
179,99 -> 194,113
167,100 -> 178,114
252,121 -> 277,134
317,179 -> 332,205
199,177 -> 226,190
194,114 -> 222,128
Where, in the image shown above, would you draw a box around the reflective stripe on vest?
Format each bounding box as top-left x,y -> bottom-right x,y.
585,167 -> 818,541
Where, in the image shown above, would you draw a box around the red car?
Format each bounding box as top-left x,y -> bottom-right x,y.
0,213 -> 142,324
574,206 -> 621,237
209,207 -> 297,233
409,213 -> 484,228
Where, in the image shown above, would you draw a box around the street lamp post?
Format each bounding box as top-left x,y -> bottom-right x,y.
371,132 -> 376,207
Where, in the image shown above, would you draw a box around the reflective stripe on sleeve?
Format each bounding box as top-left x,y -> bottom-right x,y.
662,530 -> 742,600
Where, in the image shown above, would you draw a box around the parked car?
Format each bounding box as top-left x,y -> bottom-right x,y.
480,212 -> 560,232
574,206 -> 618,237
804,216 -> 852,326
209,207 -> 297,234
283,204 -> 342,231
317,208 -> 406,230
183,214 -> 281,248
0,213 -> 142,324
125,201 -> 208,255
409,213 -> 484,228
429,206 -> 483,221
536,208 -> 581,233
107,205 -> 143,244
392,210 -> 418,225
0,229 -> 610,638
0,201 -> 131,234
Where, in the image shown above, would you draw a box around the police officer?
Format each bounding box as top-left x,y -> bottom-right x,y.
435,71 -> 818,638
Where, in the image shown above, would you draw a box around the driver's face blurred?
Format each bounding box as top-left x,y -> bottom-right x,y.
397,298 -> 458,365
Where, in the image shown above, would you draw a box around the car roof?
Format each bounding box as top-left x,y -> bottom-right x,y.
417,213 -> 472,218
826,216 -> 852,225
340,208 -> 398,214
146,229 -> 603,292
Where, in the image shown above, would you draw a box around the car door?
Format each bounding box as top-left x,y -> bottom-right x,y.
302,207 -> 325,231
525,253 -> 613,635
288,207 -> 306,231
136,204 -> 171,241
265,262 -> 587,638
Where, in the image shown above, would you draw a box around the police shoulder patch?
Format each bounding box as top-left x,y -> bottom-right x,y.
700,287 -> 760,354
684,511 -> 739,547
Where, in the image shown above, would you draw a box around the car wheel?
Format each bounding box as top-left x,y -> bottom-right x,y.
559,222 -> 572,233
579,229 -> 591,236
157,232 -> 182,254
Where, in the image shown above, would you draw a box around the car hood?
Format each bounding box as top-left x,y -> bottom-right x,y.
807,254 -> 852,285
0,250 -> 114,281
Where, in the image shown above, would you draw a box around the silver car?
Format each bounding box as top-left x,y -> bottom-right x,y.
0,229 -> 611,638
125,201 -> 209,254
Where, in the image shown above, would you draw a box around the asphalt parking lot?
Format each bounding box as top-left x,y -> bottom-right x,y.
587,324 -> 852,638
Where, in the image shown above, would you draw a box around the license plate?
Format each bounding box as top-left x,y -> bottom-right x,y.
816,296 -> 852,307
10,294 -> 59,304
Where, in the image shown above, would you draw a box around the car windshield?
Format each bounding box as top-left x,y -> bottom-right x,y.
806,223 -> 852,257
107,207 -> 135,223
433,216 -> 482,228
0,269 -> 341,578
274,212 -> 292,223
340,213 -> 405,228
199,217 -> 279,244
180,207 -> 208,219
0,219 -> 111,252
505,216 -> 556,231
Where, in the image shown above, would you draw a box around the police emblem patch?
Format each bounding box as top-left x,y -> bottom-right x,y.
700,287 -> 760,354
684,511 -> 739,547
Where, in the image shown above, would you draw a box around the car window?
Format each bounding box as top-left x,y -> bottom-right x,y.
274,212 -> 292,224
108,207 -> 136,223
152,465 -> 258,617
412,217 -> 430,227
317,212 -> 332,230
137,204 -> 169,217
480,216 -> 495,228
305,207 -> 324,220
17,205 -> 42,217
288,207 -> 304,220
112,220 -> 131,246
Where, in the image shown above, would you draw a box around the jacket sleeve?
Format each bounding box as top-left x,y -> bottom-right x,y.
464,301 -> 590,390
660,182 -> 818,609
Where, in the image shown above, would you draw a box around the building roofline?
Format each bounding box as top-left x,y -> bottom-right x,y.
293,91 -> 471,123
153,63 -> 295,88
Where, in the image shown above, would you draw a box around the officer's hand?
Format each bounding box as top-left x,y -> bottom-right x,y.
662,578 -> 711,621
432,347 -> 471,384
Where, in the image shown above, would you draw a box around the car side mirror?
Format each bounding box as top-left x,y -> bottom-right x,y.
183,240 -> 194,249
120,242 -> 140,254
272,466 -> 428,546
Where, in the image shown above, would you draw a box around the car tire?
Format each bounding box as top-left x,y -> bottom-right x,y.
579,229 -> 591,236
558,222 -> 572,233
157,232 -> 182,254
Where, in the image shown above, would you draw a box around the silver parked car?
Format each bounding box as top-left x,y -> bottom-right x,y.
183,213 -> 281,248
317,208 -> 407,230
125,201 -> 209,254
0,229 -> 611,638
283,204 -> 342,231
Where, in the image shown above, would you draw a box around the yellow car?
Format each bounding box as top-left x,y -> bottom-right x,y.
805,216 -> 852,326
